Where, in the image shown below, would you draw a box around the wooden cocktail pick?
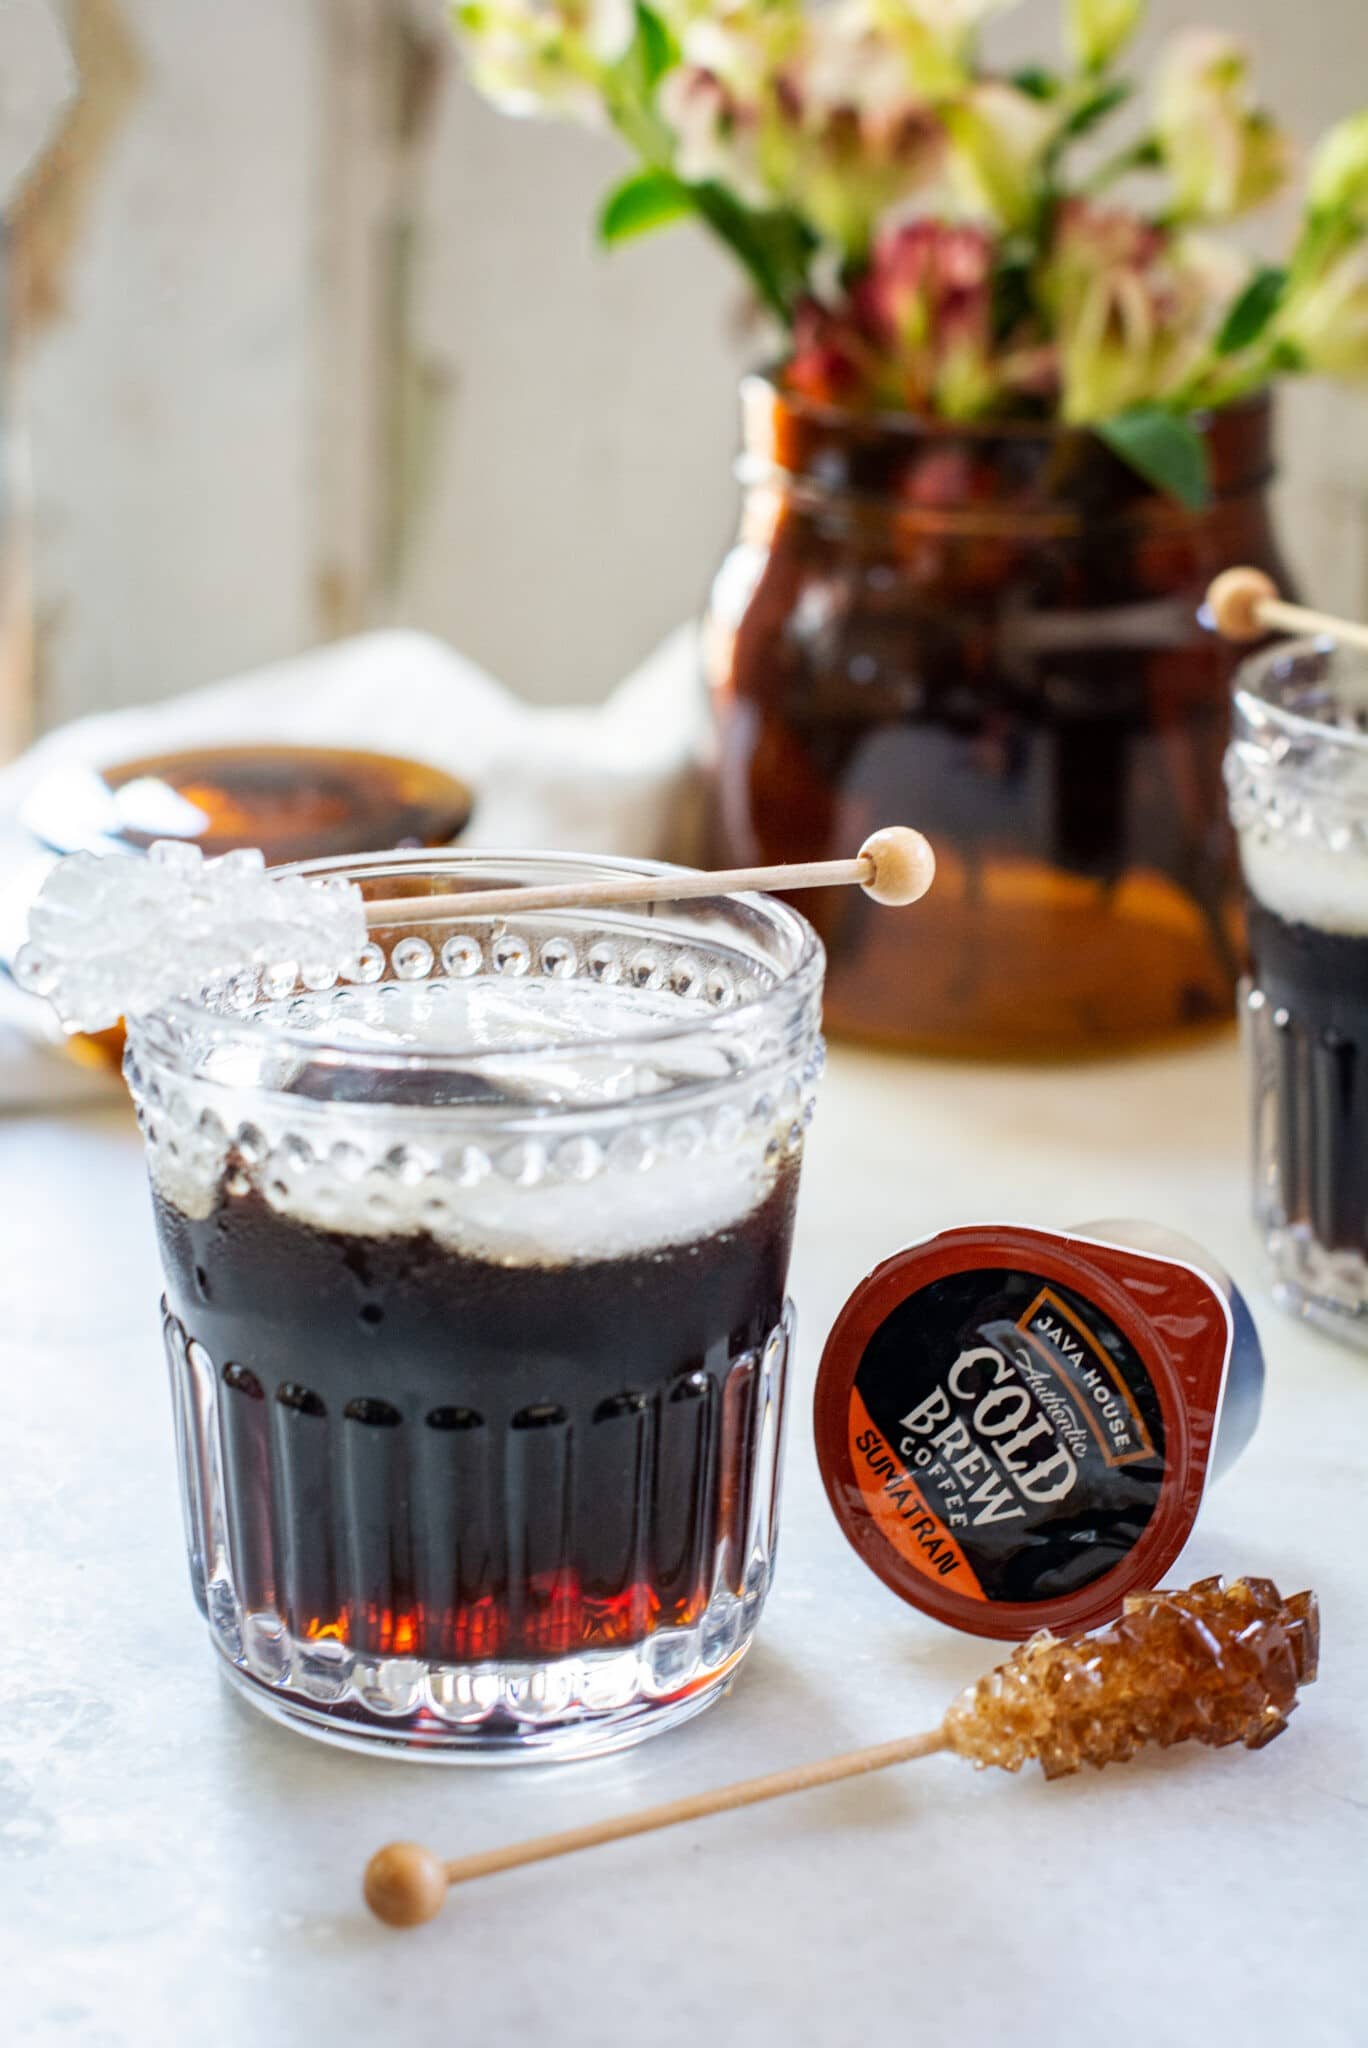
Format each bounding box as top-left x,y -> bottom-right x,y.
362,1576 -> 1318,1928
362,826 -> 935,929
1206,568 -> 1368,652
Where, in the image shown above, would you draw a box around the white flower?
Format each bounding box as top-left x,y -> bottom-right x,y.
907,0 -> 1019,46
677,11 -> 792,96
801,1 -> 914,122
452,0 -> 634,121
657,64 -> 766,198
1154,29 -> 1292,222
1065,0 -> 1144,75
946,82 -> 1057,229
1307,110 -> 1368,227
661,2 -> 946,253
865,0 -> 1021,95
1279,243 -> 1368,381
1043,202 -> 1247,422
586,0 -> 634,62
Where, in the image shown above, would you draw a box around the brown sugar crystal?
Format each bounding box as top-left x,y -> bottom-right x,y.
941,1576 -> 1320,1780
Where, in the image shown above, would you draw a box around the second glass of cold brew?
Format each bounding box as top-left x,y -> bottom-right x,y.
1227,638 -> 1368,1345
125,851 -> 825,1758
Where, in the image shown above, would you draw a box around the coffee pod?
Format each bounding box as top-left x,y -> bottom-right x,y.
813,1221 -> 1263,1640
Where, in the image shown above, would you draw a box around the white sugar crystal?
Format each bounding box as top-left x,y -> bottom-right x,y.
14,842 -> 369,1032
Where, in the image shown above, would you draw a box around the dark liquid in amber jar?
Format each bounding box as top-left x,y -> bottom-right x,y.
707,382 -> 1293,1058
1246,899 -> 1368,1256
153,1169 -> 796,1662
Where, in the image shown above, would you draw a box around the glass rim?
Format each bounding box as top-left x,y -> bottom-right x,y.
1231,633 -> 1368,755
129,846 -> 826,1079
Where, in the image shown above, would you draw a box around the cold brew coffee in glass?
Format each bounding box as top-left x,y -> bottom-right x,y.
125,851 -> 825,1758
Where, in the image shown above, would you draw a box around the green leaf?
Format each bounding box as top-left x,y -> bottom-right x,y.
602,3 -> 678,140
1011,67 -> 1059,100
598,168 -> 693,246
1060,80 -> 1132,143
1216,266 -> 1288,355
690,184 -> 815,324
990,257 -> 1035,347
1267,336 -> 1308,375
633,2 -> 674,89
1097,407 -> 1211,509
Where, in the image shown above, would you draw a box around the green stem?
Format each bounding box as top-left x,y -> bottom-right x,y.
693,188 -> 801,327
599,74 -> 798,325
1083,136 -> 1160,198
1175,216 -> 1345,412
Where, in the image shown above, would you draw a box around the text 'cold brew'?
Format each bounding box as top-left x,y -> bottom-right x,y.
813,1223 -> 1264,1640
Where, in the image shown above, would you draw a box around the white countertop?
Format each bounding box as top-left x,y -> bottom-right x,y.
3,1039 -> 1364,2047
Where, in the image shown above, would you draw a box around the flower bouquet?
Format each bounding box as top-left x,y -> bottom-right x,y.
449,0 -> 1367,503
446,0 -> 1367,1056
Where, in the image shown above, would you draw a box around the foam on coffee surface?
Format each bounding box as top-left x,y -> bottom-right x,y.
1238,827 -> 1368,937
145,976 -> 800,1263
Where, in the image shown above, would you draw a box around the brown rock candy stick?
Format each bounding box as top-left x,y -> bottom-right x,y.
363,1575 -> 1319,1928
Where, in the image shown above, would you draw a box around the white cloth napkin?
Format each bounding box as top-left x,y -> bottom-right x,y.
0,624 -> 708,1110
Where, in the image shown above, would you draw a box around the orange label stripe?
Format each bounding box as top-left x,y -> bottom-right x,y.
848,1391 -> 987,1601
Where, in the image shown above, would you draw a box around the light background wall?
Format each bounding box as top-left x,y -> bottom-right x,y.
11,0 -> 1368,740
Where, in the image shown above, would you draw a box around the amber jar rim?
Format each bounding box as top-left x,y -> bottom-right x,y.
738,374 -> 1274,530
746,370 -> 1271,447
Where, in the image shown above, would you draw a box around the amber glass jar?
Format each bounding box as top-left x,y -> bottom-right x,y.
705,379 -> 1292,1058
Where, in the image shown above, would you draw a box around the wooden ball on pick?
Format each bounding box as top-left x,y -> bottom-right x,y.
858,826 -> 936,906
1206,567 -> 1280,643
364,1841 -> 450,1928
1203,568 -> 1368,654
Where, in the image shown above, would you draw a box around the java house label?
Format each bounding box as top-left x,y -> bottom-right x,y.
815,1226 -> 1241,1640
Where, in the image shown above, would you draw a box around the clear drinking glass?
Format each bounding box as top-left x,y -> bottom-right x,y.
124,850 -> 825,1759
1226,638 -> 1368,1344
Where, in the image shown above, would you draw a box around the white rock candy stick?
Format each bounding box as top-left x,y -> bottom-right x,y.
14,828 -> 937,1035
13,841 -> 369,1034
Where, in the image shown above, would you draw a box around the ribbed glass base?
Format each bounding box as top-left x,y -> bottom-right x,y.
167,1300 -> 794,1760
1265,1226 -> 1368,1350
1246,981 -> 1368,1348
211,1604 -> 757,1762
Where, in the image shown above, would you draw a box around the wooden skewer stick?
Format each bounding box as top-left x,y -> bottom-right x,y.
362,826 -> 935,929
1206,568 -> 1368,654
363,1727 -> 948,1928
